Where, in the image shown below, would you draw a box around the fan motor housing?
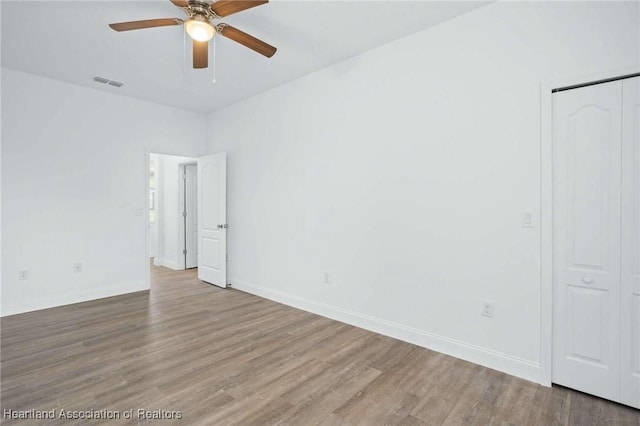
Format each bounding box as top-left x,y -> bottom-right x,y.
188,1 -> 216,20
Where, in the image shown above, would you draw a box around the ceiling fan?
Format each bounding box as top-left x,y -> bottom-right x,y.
109,0 -> 276,69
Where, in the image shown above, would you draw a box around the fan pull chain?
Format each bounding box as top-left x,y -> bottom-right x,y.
212,36 -> 217,83
183,27 -> 187,74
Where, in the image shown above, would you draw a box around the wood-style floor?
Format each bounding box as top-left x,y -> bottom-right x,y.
1,266 -> 639,425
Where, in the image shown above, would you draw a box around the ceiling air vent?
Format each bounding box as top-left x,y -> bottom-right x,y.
92,76 -> 124,88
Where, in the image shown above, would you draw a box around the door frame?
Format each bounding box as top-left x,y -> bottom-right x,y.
539,65 -> 639,387
144,149 -> 202,290
180,161 -> 198,269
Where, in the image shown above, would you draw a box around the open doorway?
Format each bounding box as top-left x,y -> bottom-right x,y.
147,151 -> 228,288
149,153 -> 198,270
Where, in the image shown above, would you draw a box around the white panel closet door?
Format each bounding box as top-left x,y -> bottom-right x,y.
197,153 -> 227,288
552,80 -> 623,403
621,77 -> 640,409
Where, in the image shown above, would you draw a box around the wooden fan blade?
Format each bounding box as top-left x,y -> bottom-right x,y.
109,18 -> 182,32
218,24 -> 276,58
170,0 -> 189,8
210,1 -> 268,18
193,40 -> 209,69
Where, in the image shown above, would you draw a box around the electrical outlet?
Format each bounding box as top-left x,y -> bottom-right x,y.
481,301 -> 494,318
19,270 -> 29,280
323,271 -> 331,285
73,263 -> 82,273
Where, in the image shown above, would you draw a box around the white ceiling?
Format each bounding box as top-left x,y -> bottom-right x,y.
1,1 -> 490,113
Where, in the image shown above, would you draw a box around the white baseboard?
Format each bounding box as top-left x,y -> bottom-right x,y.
152,258 -> 184,271
229,277 -> 542,385
1,282 -> 149,317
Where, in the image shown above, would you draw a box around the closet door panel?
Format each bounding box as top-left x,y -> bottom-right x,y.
621,76 -> 640,409
552,80 -> 623,402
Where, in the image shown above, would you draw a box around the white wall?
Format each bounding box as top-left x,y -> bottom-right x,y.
206,1 -> 640,383
1,68 -> 207,316
152,154 -> 197,270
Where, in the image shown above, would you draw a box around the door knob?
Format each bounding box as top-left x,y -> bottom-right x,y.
582,276 -> 593,284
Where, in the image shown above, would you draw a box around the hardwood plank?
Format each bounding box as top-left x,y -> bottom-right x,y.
1,264 -> 638,425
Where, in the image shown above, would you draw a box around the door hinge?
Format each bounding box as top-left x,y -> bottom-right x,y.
183,249 -> 187,255
183,211 -> 187,218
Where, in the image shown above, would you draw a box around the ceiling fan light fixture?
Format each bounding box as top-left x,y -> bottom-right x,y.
184,16 -> 215,42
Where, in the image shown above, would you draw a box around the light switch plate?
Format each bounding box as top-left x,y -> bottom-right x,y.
521,211 -> 534,228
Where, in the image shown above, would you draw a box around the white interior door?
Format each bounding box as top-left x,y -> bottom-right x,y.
184,164 -> 198,269
552,80 -> 623,403
621,77 -> 640,409
197,153 -> 227,288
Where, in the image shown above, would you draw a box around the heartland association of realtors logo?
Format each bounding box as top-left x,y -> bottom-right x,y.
3,408 -> 183,420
